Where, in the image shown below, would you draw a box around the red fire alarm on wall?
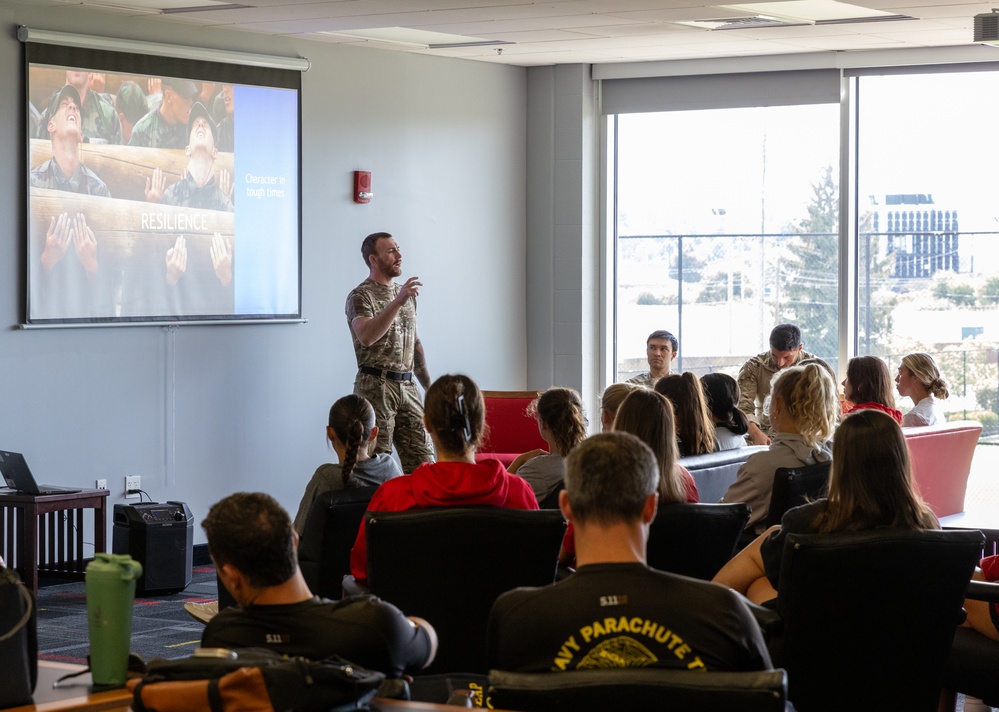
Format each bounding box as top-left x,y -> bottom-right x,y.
354,171 -> 372,204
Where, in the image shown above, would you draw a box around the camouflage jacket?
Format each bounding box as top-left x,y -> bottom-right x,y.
30,158 -> 110,197
129,109 -> 188,149
345,279 -> 417,373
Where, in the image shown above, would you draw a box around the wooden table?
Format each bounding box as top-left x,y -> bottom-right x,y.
10,661 -> 508,712
0,488 -> 109,592
6,661 -> 132,712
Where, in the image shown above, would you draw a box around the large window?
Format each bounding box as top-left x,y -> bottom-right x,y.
610,67 -> 999,434
857,70 -> 999,430
614,105 -> 840,379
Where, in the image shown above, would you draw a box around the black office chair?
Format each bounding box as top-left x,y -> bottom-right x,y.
942,576 -> 999,706
647,502 -> 751,580
538,482 -> 564,510
775,528 -> 984,712
296,486 -> 377,600
764,462 -> 830,528
350,507 -> 566,675
486,668 -> 788,712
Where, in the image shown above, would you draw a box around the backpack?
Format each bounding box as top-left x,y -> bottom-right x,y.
0,566 -> 36,709
129,647 -> 386,712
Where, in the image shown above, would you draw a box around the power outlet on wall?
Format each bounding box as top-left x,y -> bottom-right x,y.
125,475 -> 140,499
95,479 -> 107,490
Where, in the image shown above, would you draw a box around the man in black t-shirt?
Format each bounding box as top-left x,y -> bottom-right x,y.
200,492 -> 436,678
487,432 -> 771,673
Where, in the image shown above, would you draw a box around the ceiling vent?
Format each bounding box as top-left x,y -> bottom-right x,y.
689,15 -> 812,30
975,10 -> 999,43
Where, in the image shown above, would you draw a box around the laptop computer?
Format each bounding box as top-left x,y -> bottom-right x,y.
0,451 -> 81,495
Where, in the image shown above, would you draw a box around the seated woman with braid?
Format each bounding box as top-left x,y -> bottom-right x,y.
293,394 -> 401,535
349,374 -> 538,585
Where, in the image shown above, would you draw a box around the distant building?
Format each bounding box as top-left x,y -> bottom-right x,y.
872,193 -> 959,279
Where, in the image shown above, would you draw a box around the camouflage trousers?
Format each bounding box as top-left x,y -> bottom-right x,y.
354,372 -> 435,473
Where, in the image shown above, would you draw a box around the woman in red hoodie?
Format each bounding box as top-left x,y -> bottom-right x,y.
842,355 -> 903,424
350,373 -> 539,583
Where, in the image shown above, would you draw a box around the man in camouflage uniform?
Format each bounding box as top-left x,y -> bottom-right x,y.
737,323 -> 814,445
36,71 -> 122,145
625,330 -> 678,388
129,77 -> 199,149
345,232 -> 434,473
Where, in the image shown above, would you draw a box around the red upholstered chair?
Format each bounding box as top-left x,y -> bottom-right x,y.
475,390 -> 546,468
905,420 -> 981,518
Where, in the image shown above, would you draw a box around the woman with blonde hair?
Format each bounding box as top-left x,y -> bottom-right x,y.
896,352 -> 949,427
655,373 -> 715,456
508,387 -> 588,503
599,382 -> 639,432
721,362 -> 838,536
714,410 -> 936,604
842,355 -> 902,423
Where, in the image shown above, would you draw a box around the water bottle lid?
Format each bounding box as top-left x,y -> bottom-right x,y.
86,553 -> 144,581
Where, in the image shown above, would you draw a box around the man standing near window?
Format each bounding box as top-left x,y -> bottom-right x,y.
626,330 -> 678,388
345,232 -> 435,473
738,323 -> 813,445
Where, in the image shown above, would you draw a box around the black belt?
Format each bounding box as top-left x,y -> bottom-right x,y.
360,366 -> 413,382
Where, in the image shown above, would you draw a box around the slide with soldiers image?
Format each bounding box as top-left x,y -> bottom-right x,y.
26,65 -> 299,323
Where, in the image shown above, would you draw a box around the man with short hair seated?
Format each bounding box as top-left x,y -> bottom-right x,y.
486,432 -> 771,673
200,492 -> 437,678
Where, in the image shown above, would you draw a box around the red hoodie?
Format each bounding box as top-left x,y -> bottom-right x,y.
844,401 -> 903,424
349,458 -> 539,583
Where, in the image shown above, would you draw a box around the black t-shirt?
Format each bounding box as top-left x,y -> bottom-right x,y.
201,594 -> 432,677
487,563 -> 771,673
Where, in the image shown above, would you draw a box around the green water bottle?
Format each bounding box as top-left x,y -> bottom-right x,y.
85,553 -> 143,686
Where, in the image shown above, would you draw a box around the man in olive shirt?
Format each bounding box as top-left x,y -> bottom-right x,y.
345,232 -> 434,473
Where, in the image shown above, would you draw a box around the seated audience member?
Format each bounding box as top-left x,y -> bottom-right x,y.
738,324 -> 814,445
349,374 -> 539,584
655,373 -> 715,456
713,410 -> 937,604
700,373 -> 749,451
722,363 -> 837,536
842,355 -> 902,423
599,382 -> 638,432
896,352 -> 950,427
293,394 -> 402,535
200,492 -> 437,677
560,390 -> 698,566
626,330 -> 678,388
487,432 -> 772,673
508,387 -> 587,504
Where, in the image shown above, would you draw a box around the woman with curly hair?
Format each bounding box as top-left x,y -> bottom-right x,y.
700,372 -> 749,451
722,362 -> 838,536
293,394 -> 401,534
656,373 -> 715,456
842,355 -> 902,423
896,352 -> 950,427
509,387 -> 588,503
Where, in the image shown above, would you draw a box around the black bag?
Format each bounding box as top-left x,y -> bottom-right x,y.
130,647 -> 387,712
0,566 -> 37,708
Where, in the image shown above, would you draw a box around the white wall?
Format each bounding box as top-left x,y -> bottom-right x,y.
0,3 -> 527,546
